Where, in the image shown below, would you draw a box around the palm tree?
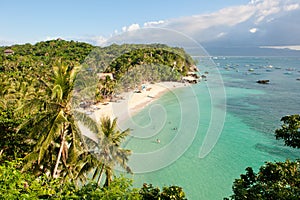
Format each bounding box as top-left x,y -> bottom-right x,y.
98,76 -> 116,100
17,60 -> 86,180
91,117 -> 132,187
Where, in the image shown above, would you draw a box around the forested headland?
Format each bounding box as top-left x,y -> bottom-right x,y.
0,39 -> 194,199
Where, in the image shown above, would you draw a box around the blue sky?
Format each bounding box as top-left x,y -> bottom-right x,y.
0,0 -> 251,43
1,0 -> 300,52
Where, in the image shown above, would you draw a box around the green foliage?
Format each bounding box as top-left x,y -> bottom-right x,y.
140,183 -> 161,199
0,160 -> 140,199
1,39 -> 94,162
17,61 -> 87,181
0,40 -> 190,198
88,117 -> 132,187
226,160 -> 300,200
89,45 -> 195,100
107,47 -> 192,80
139,183 -> 187,200
97,75 -> 117,100
75,175 -> 141,199
275,114 -> 300,148
0,159 -> 187,199
83,43 -> 194,73
1,39 -> 93,71
0,160 -> 76,199
0,108 -> 31,162
161,186 -> 187,200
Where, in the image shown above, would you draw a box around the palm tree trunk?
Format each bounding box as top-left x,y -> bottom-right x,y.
104,169 -> 112,187
97,163 -> 105,186
53,124 -> 66,178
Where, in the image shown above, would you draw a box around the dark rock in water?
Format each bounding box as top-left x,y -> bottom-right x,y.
257,80 -> 270,84
296,78 -> 300,81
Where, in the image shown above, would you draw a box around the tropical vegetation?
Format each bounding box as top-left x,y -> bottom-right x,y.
0,39 -> 189,199
2,38 -> 300,199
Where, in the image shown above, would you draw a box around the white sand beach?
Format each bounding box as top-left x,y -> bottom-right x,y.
92,82 -> 188,123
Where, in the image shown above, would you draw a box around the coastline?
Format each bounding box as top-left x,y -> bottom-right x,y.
92,81 -> 189,124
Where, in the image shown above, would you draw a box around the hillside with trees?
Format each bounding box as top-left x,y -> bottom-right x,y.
0,39 -> 193,199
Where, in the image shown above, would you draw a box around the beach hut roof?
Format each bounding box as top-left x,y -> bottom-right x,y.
4,49 -> 14,55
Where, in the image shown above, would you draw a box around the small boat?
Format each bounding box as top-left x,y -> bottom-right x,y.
286,68 -> 295,71
257,80 -> 270,84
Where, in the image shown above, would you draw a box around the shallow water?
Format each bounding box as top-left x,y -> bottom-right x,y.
119,57 -> 300,199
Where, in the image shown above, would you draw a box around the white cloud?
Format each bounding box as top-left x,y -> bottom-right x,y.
260,45 -> 300,51
140,0 -> 300,43
122,26 -> 127,32
92,0 -> 300,47
45,36 -> 62,41
254,1 -> 281,23
249,0 -> 263,5
251,0 -> 300,23
284,3 -> 300,11
146,4 -> 257,42
128,24 -> 140,32
217,32 -> 227,38
91,36 -> 107,46
144,20 -> 165,27
0,39 -> 16,46
122,23 -> 140,32
66,35 -> 107,46
249,28 -> 258,33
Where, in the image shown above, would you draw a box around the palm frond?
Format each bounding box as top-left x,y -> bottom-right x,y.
73,110 -> 99,135
22,152 -> 39,172
38,110 -> 67,163
51,84 -> 63,102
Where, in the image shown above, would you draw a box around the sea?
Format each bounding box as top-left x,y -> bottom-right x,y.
119,56 -> 300,199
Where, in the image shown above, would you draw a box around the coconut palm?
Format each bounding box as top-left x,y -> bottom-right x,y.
17,60 -> 86,180
98,76 -> 117,100
91,117 -> 132,187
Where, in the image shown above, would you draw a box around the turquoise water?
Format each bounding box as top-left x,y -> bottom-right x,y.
120,57 -> 300,199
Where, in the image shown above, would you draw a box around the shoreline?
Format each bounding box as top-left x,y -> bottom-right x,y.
92,81 -> 189,124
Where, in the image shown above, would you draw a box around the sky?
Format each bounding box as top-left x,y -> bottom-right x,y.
1,0 -> 300,54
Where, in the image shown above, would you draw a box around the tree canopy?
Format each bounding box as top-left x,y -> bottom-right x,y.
275,114 -> 300,149
225,160 -> 300,200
